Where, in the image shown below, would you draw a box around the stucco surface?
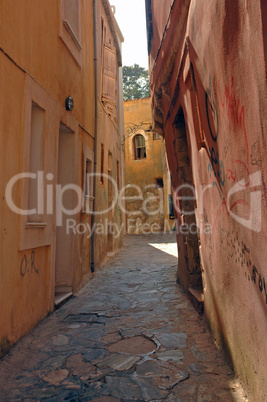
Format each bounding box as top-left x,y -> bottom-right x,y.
147,0 -> 267,399
0,0 -> 125,357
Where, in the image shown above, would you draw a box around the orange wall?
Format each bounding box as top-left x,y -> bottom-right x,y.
0,0 -> 95,355
124,98 -> 173,233
0,0 -> 125,356
92,0 -> 125,266
124,98 -> 164,187
0,0 -> 95,135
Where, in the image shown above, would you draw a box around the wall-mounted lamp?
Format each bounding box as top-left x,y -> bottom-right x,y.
65,96 -> 74,111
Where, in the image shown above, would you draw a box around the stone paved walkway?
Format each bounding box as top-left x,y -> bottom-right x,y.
0,234 -> 248,401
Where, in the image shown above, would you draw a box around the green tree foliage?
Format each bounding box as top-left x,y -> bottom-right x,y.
122,64 -> 150,101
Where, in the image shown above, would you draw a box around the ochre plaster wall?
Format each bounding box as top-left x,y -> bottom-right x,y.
124,98 -> 173,234
88,0 -> 125,268
0,0 -> 95,134
0,0 -> 96,355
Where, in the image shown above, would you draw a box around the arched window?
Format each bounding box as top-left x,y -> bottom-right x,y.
134,134 -> 146,159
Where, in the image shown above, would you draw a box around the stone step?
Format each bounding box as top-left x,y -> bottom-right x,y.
54,292 -> 73,307
188,286 -> 204,314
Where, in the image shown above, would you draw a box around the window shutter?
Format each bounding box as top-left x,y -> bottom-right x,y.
102,44 -> 116,103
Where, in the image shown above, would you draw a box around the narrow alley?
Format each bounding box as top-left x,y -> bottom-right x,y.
0,234 -> 247,401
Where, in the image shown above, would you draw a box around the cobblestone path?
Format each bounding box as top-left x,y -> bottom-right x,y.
0,234 -> 248,401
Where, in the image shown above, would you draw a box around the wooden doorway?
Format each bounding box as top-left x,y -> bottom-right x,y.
55,122 -> 75,305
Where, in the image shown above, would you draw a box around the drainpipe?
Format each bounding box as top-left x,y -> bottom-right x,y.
91,0 -> 99,273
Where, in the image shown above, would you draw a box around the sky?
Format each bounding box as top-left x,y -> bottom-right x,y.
110,0 -> 149,69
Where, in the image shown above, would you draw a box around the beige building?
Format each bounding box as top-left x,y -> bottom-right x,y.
0,0 -> 125,356
92,1 -> 126,267
124,98 -> 173,235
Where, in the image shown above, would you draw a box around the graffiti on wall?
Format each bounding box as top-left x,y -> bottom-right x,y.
207,151 -> 225,187
219,76 -> 249,165
219,227 -> 267,305
205,88 -> 219,142
200,74 -> 266,304
251,266 -> 267,305
203,76 -> 265,234
20,250 -> 38,277
204,76 -> 250,189
205,77 -> 226,189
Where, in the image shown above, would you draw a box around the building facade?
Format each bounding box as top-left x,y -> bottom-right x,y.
0,0 -> 125,356
124,97 -> 173,235
92,1 -> 126,267
146,0 -> 267,399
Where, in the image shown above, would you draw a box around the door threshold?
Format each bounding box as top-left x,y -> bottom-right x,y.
55,291 -> 73,307
188,286 -> 204,315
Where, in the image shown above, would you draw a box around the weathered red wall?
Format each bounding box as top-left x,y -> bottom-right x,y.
146,0 -> 174,69
147,0 -> 267,399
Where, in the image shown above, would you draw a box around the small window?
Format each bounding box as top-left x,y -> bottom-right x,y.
153,132 -> 161,140
83,158 -> 93,214
134,135 -> 146,160
100,144 -> 104,184
155,178 -> 164,188
108,151 -> 112,173
82,144 -> 94,214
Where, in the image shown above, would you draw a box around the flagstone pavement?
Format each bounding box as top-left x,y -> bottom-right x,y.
0,234 -> 248,401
